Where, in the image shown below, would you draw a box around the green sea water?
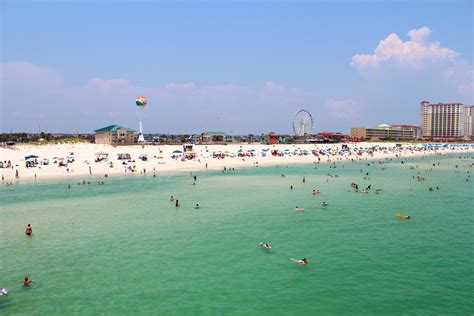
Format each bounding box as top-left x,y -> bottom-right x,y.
1,154 -> 473,315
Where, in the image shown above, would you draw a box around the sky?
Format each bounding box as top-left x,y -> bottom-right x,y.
1,0 -> 473,134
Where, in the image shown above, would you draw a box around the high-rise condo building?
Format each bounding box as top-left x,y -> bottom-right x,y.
464,105 -> 474,141
420,101 -> 464,140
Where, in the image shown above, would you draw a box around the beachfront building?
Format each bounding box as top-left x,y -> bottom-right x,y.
420,101 -> 464,140
350,124 -> 420,141
390,125 -> 422,140
201,132 -> 226,144
464,106 -> 474,141
318,131 -> 349,142
94,125 -> 135,145
264,132 -> 287,144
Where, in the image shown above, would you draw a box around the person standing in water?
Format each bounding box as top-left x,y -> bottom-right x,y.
23,276 -> 32,286
175,200 -> 180,207
25,224 -> 32,236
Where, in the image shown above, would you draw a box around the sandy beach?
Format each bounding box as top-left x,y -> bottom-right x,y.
1,142 -> 473,182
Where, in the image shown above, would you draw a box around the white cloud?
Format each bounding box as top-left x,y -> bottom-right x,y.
407,26 -> 431,43
351,27 -> 457,70
1,61 -> 62,87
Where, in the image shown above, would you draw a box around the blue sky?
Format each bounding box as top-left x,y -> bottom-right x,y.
1,0 -> 473,134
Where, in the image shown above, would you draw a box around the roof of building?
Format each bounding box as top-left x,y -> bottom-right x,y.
204,131 -> 225,135
95,125 -> 135,132
391,124 -> 420,128
318,131 -> 346,136
376,124 -> 391,129
427,102 -> 464,106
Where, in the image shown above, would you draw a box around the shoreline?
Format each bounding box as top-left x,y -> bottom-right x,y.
1,142 -> 473,183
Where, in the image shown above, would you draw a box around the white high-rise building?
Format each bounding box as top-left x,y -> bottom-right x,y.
420,101 -> 464,140
464,105 -> 474,140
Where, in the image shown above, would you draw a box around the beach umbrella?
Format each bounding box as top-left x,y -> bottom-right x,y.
95,151 -> 109,156
237,149 -> 243,152
139,153 -> 148,158
261,148 -> 269,152
172,150 -> 183,154
25,155 -> 39,160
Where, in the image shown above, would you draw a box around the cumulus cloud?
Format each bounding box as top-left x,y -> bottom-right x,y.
407,26 -> 431,43
351,27 -> 457,70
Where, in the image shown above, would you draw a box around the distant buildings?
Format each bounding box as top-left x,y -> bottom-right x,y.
201,132 -> 226,144
350,124 -> 421,141
420,101 -> 464,140
317,132 -> 349,142
464,105 -> 474,141
94,125 -> 135,145
265,132 -> 287,144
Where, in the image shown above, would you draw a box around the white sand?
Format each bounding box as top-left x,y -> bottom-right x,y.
1,142 -> 472,182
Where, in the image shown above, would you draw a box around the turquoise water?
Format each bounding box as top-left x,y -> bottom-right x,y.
1,154 -> 473,315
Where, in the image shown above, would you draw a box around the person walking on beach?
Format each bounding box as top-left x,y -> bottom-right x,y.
25,224 -> 32,236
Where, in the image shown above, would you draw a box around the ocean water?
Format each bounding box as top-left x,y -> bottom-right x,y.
1,154 -> 473,315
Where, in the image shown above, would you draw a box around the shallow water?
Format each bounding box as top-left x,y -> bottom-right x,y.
1,154 -> 473,315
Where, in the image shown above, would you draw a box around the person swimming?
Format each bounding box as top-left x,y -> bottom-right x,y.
260,243 -> 271,249
194,204 -> 200,209
291,258 -> 308,265
23,276 -> 32,286
170,196 -> 175,202
25,224 -> 32,236
321,202 -> 328,207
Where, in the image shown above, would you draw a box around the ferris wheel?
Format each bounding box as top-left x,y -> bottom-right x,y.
292,109 -> 313,136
